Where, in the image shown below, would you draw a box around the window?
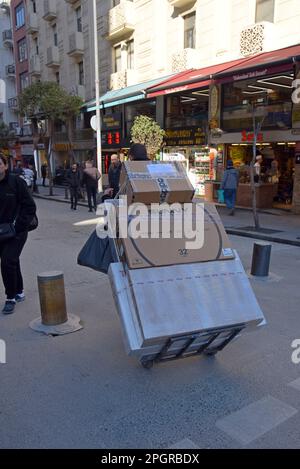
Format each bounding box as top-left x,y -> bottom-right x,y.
127,40 -> 134,69
18,38 -> 27,62
15,3 -> 25,29
114,45 -> 121,73
34,37 -> 39,55
255,0 -> 275,23
52,24 -> 58,47
184,12 -> 196,49
31,0 -> 36,14
76,6 -> 82,33
55,72 -> 60,84
20,72 -> 29,91
78,61 -> 84,85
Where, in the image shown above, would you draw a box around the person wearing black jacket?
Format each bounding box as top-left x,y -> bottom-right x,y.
108,154 -> 122,198
0,154 -> 36,314
67,164 -> 81,210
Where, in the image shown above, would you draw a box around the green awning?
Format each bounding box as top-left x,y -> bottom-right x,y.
85,74 -> 174,112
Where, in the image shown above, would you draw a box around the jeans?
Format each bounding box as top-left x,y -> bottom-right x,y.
0,231 -> 28,299
70,187 -> 78,209
86,185 -> 97,211
224,189 -> 237,210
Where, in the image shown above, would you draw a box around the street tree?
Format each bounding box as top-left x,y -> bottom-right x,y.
18,81 -> 83,195
131,115 -> 165,159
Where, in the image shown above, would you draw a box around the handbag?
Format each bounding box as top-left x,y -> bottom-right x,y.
28,214 -> 39,232
217,189 -> 225,204
0,223 -> 16,243
77,229 -> 114,274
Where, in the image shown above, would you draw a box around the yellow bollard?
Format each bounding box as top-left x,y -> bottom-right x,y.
38,272 -> 68,326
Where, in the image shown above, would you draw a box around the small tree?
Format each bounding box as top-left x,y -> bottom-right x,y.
131,115 -> 165,159
18,82 -> 83,195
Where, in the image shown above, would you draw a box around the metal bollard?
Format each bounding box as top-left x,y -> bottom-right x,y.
251,243 -> 272,277
37,272 -> 68,326
64,187 -> 69,199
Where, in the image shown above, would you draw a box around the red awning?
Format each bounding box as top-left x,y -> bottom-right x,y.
147,44 -> 300,97
146,58 -> 249,98
216,44 -> 300,83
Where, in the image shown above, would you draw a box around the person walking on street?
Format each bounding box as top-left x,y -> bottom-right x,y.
13,161 -> 23,176
0,154 -> 36,314
108,154 -> 122,198
128,143 -> 150,161
67,163 -> 81,210
82,161 -> 100,212
221,159 -> 239,215
41,164 -> 47,187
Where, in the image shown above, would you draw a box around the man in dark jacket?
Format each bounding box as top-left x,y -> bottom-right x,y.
67,163 -> 81,210
0,154 -> 36,314
108,154 -> 122,198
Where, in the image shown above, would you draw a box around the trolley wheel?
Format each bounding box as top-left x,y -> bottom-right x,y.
141,359 -> 154,369
204,350 -> 218,357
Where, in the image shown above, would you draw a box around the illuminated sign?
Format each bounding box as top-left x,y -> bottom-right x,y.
165,127 -> 206,146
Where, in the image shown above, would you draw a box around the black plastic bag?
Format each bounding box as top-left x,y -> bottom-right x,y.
77,230 -> 114,274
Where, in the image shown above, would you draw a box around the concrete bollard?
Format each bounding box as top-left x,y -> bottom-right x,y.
38,272 -> 68,326
251,243 -> 272,277
30,271 -> 82,335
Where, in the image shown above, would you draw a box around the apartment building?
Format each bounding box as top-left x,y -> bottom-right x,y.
0,0 -> 18,134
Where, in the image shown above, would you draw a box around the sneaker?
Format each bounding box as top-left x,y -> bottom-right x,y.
2,300 -> 16,314
15,293 -> 25,303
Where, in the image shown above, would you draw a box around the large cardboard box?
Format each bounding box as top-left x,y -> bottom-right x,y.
120,161 -> 195,205
116,202 -> 235,269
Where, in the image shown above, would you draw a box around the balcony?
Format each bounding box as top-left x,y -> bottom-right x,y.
43,0 -> 57,21
240,22 -> 276,57
0,1 -> 10,13
168,0 -> 196,7
107,0 -> 135,42
171,48 -> 200,72
46,46 -> 60,68
110,69 -> 137,91
68,32 -> 84,58
27,12 -> 38,34
2,29 -> 13,48
8,97 -> 18,111
5,64 -> 15,78
30,55 -> 41,77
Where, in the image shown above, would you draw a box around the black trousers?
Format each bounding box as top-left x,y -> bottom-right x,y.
70,187 -> 78,208
86,185 -> 97,210
0,232 -> 28,299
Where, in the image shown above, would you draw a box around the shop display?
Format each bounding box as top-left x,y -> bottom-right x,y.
188,148 -> 214,196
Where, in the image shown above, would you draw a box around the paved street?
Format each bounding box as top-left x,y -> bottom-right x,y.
1,198 -> 300,449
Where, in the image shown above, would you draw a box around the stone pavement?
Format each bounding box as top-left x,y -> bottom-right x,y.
34,185 -> 300,246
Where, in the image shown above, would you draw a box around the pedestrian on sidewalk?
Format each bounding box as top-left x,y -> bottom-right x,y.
108,154 -> 122,198
221,159 -> 239,216
41,163 -> 47,187
0,154 -> 36,314
67,163 -> 81,210
129,143 -> 149,161
82,161 -> 101,212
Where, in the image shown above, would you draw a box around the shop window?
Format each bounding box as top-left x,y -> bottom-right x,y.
184,12 -> 196,49
255,0 -> 275,23
20,72 -> 29,92
165,92 -> 209,130
125,101 -> 156,136
221,73 -> 293,131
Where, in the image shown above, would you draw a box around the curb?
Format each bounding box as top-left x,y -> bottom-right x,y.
33,194 -> 89,208
226,228 -> 300,247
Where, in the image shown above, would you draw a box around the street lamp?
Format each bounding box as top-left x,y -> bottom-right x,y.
92,0 -> 103,192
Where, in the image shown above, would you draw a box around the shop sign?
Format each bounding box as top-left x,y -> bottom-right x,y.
165,128 -> 206,146
102,113 -> 122,131
233,69 -> 268,82
241,130 -> 263,142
